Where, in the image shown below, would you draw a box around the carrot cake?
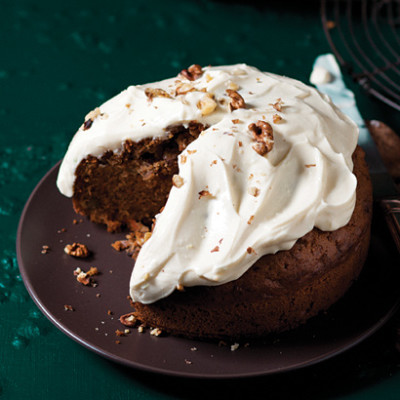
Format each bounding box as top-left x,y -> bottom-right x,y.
56,64 -> 372,339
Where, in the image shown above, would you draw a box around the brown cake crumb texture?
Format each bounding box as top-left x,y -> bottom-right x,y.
73,121 -> 206,232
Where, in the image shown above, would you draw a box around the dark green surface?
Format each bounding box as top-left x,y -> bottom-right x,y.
1,0 -> 399,398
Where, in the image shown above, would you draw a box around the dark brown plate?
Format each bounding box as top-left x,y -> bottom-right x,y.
16,162 -> 400,379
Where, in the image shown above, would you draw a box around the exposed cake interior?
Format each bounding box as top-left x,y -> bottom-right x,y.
73,122 -> 205,231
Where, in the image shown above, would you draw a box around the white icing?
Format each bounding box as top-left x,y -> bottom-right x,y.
56,64 -> 358,304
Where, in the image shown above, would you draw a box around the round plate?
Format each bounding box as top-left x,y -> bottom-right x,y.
17,162 -> 400,379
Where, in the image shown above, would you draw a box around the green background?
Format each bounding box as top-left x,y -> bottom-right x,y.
1,0 -> 399,398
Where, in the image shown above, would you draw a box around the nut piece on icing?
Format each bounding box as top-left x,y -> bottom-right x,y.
145,88 -> 172,101
197,93 -> 217,116
172,174 -> 184,188
180,64 -> 204,81
226,89 -> 246,111
249,121 -> 274,156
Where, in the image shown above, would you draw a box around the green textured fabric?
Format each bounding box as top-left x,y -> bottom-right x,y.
1,0 -> 399,398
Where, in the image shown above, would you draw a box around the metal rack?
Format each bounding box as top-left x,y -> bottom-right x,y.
321,0 -> 400,111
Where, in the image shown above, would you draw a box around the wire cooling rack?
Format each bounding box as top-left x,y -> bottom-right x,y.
321,0 -> 400,111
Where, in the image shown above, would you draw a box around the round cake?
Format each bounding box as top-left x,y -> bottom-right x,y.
57,64 -> 372,340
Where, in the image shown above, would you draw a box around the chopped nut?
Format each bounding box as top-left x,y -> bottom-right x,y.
150,328 -> 162,337
115,329 -> 125,337
172,174 -> 184,188
231,343 -> 240,351
175,82 -> 195,95
83,119 -> 93,130
64,304 -> 74,311
197,93 -> 217,116
248,187 -> 260,197
232,119 -> 241,124
176,284 -> 185,291
120,312 -> 137,327
107,310 -> 113,316
76,271 -> 91,286
273,114 -> 283,124
83,108 -> 101,131
305,164 -> 316,168
247,215 -> 255,225
74,266 -> 98,286
249,120 -> 274,155
145,88 -> 172,101
184,359 -> 193,365
198,190 -> 213,199
180,154 -> 187,164
211,245 -> 220,253
85,107 -> 101,121
252,141 -> 269,156
180,64 -> 203,81
41,245 -> 50,255
270,98 -> 284,112
111,241 -> 126,252
246,247 -> 256,254
64,242 -> 90,258
112,223 -> 151,261
226,89 -> 246,111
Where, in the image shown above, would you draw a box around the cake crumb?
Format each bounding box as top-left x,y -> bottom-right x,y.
115,329 -> 125,337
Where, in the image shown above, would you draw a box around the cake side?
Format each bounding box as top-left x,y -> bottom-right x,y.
131,146 -> 372,339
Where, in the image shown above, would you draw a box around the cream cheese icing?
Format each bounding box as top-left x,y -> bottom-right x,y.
56,64 -> 359,304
